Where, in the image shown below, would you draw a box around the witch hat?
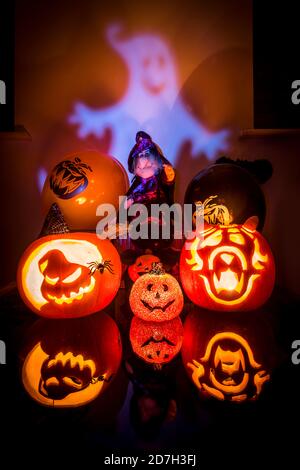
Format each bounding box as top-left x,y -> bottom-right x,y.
39,203 -> 70,237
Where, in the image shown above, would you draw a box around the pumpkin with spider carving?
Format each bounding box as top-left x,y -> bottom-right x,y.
129,263 -> 184,321
17,233 -> 121,318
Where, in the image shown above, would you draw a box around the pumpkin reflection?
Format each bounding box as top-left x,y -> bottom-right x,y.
130,316 -> 183,364
187,332 -> 270,402
21,314 -> 122,407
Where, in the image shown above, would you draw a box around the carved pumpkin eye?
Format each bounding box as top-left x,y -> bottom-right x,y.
229,233 -> 245,245
163,284 -> 168,291
147,283 -> 153,291
45,275 -> 59,285
62,267 -> 82,284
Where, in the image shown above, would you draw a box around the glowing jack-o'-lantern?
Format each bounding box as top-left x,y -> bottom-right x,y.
182,310 -> 273,402
130,316 -> 183,364
42,150 -> 129,231
21,314 -> 122,407
180,217 -> 275,311
187,332 -> 270,402
128,254 -> 161,282
129,263 -> 184,321
17,233 -> 121,318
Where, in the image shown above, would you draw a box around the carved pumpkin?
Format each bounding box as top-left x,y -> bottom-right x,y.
17,233 -> 121,318
128,254 -> 161,282
182,309 -> 274,402
42,150 -> 129,231
21,313 -> 122,407
130,316 -> 183,364
180,217 -> 275,312
129,263 -> 184,321
185,163 -> 268,231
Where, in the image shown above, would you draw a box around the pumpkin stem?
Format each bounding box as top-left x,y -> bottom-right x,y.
150,262 -> 165,275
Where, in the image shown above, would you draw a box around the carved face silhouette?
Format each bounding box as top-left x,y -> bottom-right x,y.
17,234 -> 121,318
50,157 -> 92,199
130,316 -> 183,364
180,219 -> 275,311
188,332 -> 270,402
21,314 -> 122,407
39,250 -> 94,305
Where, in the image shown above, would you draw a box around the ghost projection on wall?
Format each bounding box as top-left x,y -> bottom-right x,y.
69,24 -> 228,171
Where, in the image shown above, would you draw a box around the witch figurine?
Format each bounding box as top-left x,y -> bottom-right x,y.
125,131 -> 175,209
124,131 -> 176,250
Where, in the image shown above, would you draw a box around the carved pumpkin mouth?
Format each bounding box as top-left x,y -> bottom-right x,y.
141,298 -> 175,312
39,249 -> 96,306
141,336 -> 176,347
46,276 -> 95,305
39,351 -> 97,400
200,248 -> 260,304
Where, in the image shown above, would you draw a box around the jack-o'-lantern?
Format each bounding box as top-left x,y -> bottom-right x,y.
130,316 -> 183,364
42,150 -> 129,231
185,162 -> 270,231
17,233 -> 121,318
180,217 -> 275,311
182,309 -> 275,402
128,254 -> 161,282
129,263 -> 184,321
21,313 -> 122,407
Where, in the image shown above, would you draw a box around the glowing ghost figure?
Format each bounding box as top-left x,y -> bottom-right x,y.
69,24 -> 229,171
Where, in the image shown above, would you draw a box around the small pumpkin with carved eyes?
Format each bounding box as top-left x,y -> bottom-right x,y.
17,233 -> 121,318
180,217 -> 275,312
129,263 -> 184,321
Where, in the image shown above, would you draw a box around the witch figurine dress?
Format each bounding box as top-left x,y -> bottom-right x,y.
125,131 -> 176,250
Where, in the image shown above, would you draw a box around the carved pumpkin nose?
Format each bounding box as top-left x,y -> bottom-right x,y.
155,291 -> 160,299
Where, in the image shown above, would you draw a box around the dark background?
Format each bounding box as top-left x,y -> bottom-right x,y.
0,0 -> 300,464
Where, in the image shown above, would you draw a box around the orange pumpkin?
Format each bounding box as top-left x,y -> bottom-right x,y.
17,233 -> 121,318
129,263 -> 184,321
130,316 -> 183,364
182,309 -> 274,402
21,313 -> 122,407
42,150 -> 128,231
128,254 -> 161,282
180,217 -> 275,312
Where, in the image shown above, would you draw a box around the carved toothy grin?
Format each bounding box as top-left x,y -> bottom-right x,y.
46,351 -> 96,377
46,276 -> 95,305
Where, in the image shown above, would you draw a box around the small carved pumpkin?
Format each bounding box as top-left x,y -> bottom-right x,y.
130,316 -> 183,364
21,313 -> 122,407
180,217 -> 275,312
17,233 -> 121,318
128,254 -> 161,282
129,263 -> 184,321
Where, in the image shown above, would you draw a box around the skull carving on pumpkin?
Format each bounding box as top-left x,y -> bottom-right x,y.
180,217 -> 275,311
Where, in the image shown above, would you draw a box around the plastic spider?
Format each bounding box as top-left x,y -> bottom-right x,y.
87,259 -> 114,275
